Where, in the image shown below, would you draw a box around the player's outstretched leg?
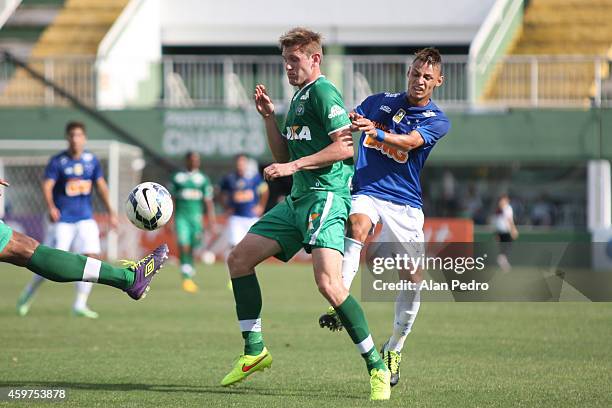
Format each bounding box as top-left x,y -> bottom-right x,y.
0,224 -> 168,301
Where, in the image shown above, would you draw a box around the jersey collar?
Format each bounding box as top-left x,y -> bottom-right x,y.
292,75 -> 324,102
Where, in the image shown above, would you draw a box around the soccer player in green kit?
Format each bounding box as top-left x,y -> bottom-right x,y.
171,151 -> 216,293
220,27 -> 391,400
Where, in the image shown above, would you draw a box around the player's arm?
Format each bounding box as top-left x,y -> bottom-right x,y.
352,114 -> 424,152
203,181 -> 217,232
262,127 -> 353,180
95,177 -> 118,228
205,197 -> 217,230
42,178 -> 60,223
254,84 -> 290,163
254,182 -> 269,216
507,208 -> 519,240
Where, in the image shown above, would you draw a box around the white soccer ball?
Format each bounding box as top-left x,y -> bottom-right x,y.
125,182 -> 173,231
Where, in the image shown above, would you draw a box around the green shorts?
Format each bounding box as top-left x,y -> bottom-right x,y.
175,213 -> 203,248
0,220 -> 13,254
249,191 -> 350,262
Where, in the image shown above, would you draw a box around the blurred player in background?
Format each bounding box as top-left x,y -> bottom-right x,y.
318,48 -> 451,387
495,193 -> 518,271
220,154 -> 269,250
1,180 -> 168,301
220,27 -> 391,401
171,151 -> 216,293
17,121 -> 118,319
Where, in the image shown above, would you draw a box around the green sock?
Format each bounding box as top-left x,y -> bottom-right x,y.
334,294 -> 386,373
26,245 -> 134,290
231,274 -> 264,355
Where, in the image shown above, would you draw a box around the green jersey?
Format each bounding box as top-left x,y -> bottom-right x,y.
171,170 -> 213,216
283,76 -> 353,197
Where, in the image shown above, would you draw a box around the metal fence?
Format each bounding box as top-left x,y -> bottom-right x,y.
483,55 -> 610,108
0,53 -> 610,109
0,56 -> 96,106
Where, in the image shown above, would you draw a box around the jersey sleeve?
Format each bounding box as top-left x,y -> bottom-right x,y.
43,157 -> 60,181
353,93 -> 381,117
416,117 -> 451,148
202,176 -> 213,199
313,82 -> 351,135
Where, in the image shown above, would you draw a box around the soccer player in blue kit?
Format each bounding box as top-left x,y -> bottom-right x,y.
319,48 -> 451,386
17,121 -> 118,318
220,154 -> 269,249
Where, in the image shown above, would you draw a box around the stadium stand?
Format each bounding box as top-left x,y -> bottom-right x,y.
1,0 -> 128,105
485,0 -> 612,105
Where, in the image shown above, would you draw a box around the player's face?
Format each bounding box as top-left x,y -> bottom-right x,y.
282,45 -> 320,88
235,156 -> 248,176
66,128 -> 86,155
186,154 -> 200,170
407,61 -> 443,105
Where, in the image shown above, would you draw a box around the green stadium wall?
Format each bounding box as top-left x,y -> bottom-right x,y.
0,107 -> 610,163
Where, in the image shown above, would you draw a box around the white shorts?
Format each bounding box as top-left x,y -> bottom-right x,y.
227,215 -> 259,246
45,219 -> 101,254
350,194 -> 425,258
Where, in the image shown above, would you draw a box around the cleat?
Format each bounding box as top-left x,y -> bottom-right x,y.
182,279 -> 198,293
220,347 -> 273,386
122,244 -> 169,300
16,290 -> 33,317
72,307 -> 99,319
370,368 -> 391,401
318,306 -> 343,331
381,341 -> 402,387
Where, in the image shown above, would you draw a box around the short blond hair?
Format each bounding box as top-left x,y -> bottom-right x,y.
279,27 -> 323,57
413,47 -> 443,74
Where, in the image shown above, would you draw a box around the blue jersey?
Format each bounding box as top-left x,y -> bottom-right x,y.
44,150 -> 103,223
220,173 -> 264,218
352,92 -> 450,208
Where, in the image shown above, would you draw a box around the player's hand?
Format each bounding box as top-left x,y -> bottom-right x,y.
352,117 -> 377,138
109,212 -> 119,229
252,204 -> 264,217
254,84 -> 275,118
263,162 -> 298,181
48,206 -> 61,223
209,222 -> 220,235
511,228 -> 519,240
348,112 -> 363,132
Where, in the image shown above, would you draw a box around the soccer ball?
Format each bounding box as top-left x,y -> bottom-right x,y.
125,182 -> 173,231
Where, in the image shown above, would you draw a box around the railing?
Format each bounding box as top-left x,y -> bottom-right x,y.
0,55 -> 96,106
0,53 -> 610,109
482,55 -> 610,107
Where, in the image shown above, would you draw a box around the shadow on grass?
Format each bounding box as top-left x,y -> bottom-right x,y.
0,381 -> 363,399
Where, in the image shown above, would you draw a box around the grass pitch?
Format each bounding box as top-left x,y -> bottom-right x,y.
1,261 -> 611,407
